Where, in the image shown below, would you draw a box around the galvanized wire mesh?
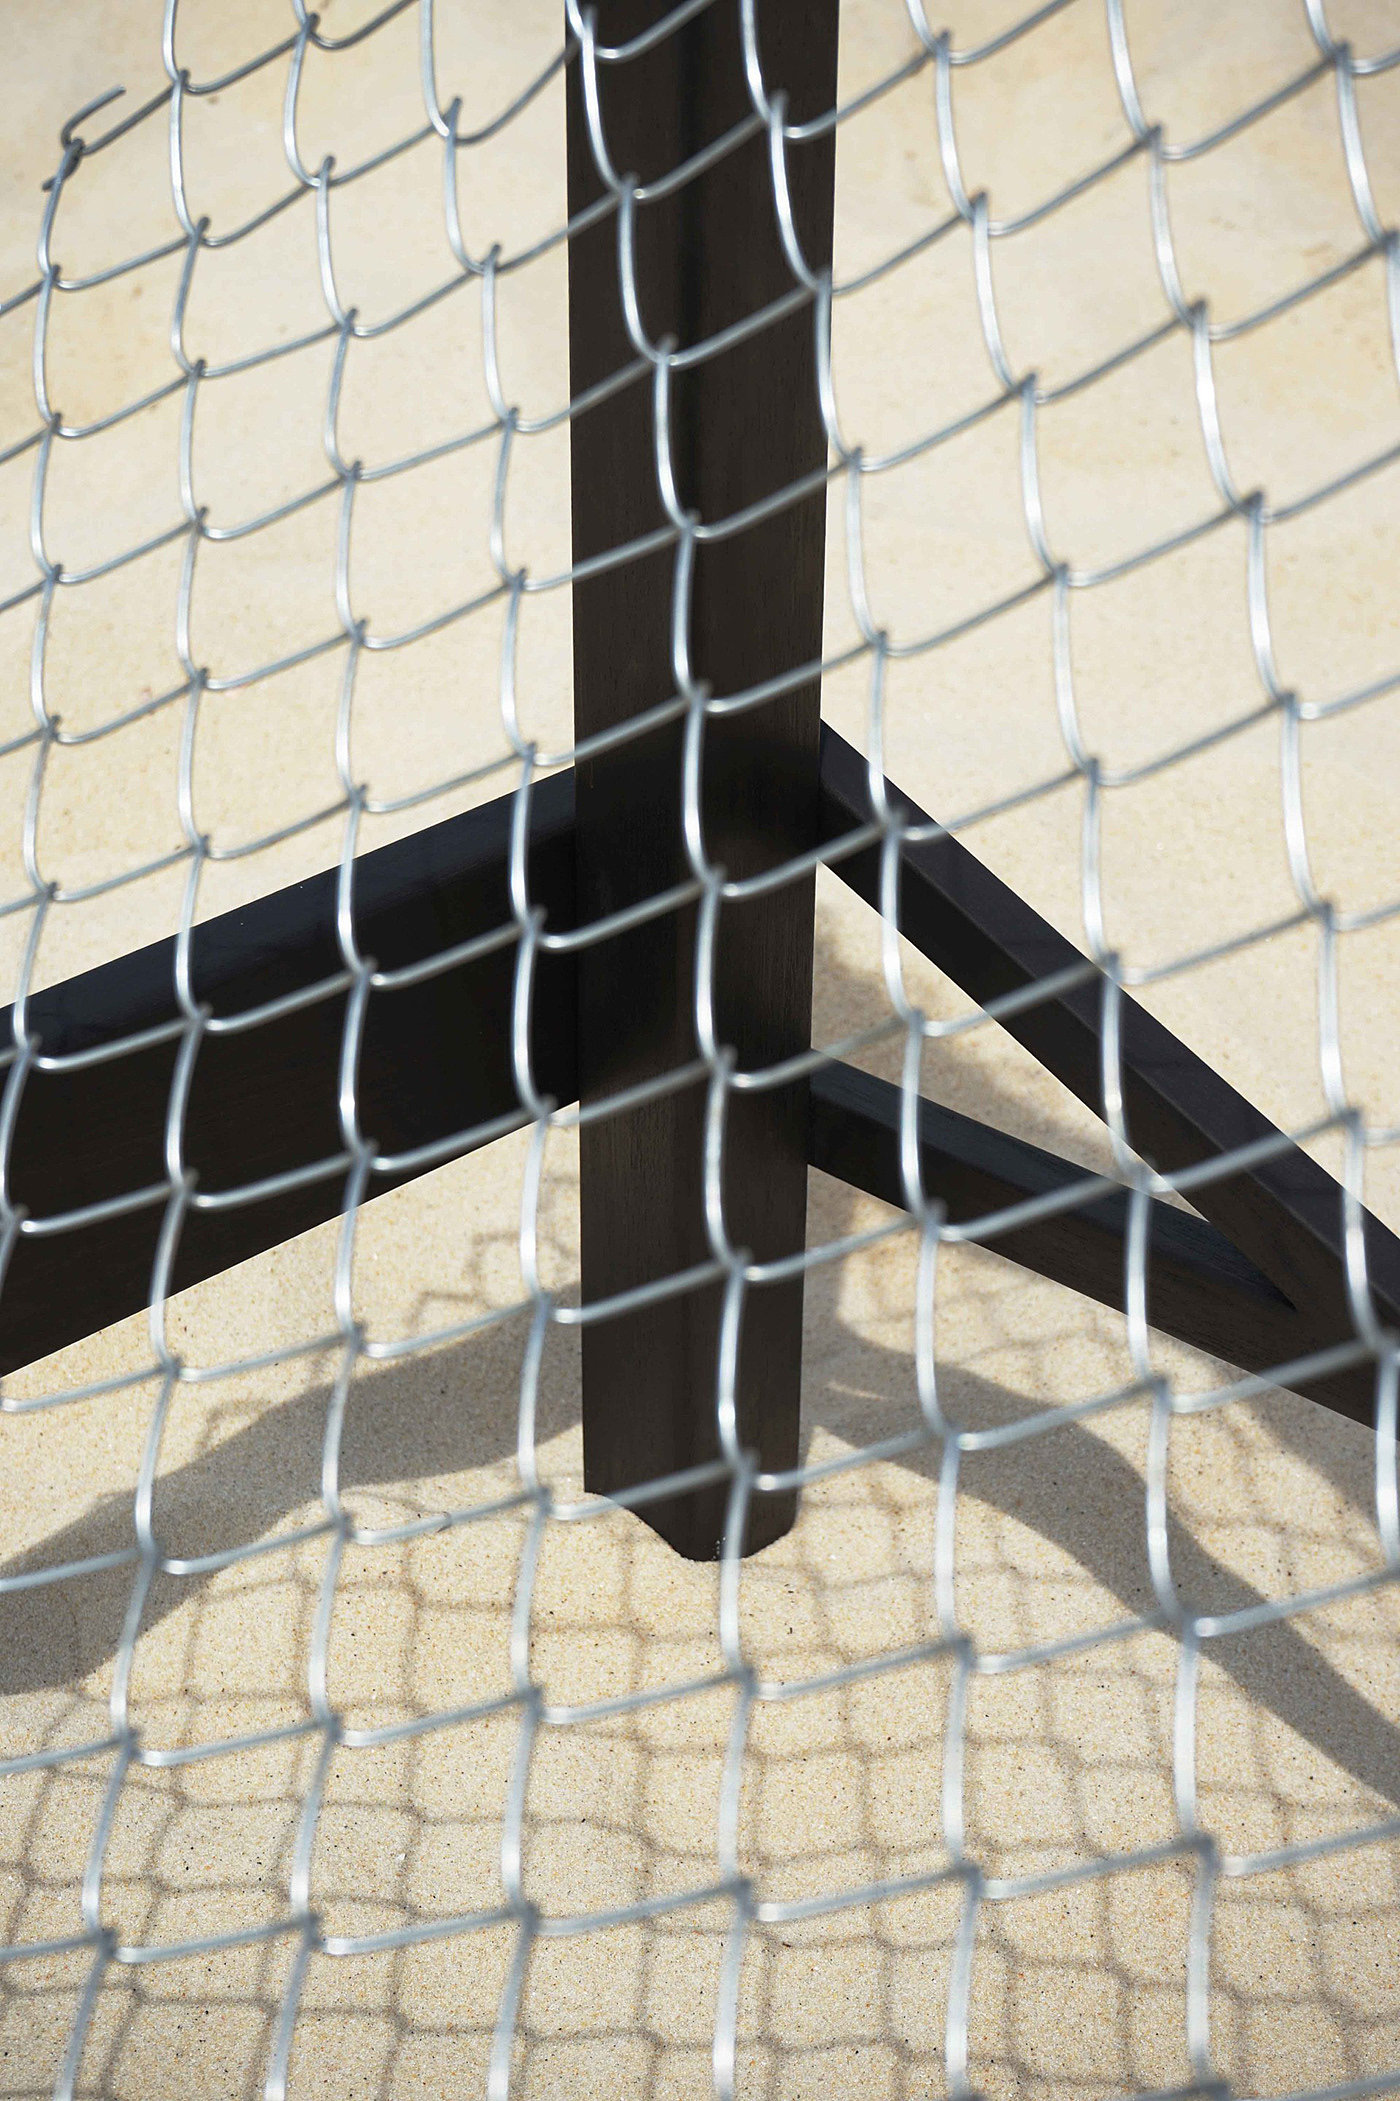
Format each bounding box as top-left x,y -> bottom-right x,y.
3,0 -> 1400,2093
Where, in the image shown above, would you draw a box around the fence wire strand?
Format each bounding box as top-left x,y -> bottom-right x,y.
2,0 -> 1400,2093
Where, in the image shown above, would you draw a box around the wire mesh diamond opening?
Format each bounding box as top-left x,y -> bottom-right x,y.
3,0 -> 1400,2095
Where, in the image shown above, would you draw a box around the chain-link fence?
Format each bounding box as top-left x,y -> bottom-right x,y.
3,0 -> 1400,2094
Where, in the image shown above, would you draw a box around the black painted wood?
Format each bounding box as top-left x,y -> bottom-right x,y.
807,1060 -> 1328,1388
6,733 -> 1395,1446
566,0 -> 839,1556
817,724 -> 1400,1425
0,774 -> 576,1377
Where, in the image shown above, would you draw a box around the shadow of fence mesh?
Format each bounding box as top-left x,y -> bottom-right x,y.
2,0 -> 1400,2096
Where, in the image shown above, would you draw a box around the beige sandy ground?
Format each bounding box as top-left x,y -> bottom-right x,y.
3,0 -> 1400,2094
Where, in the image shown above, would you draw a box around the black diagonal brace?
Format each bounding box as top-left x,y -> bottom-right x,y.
810,1059 -> 1316,1396
816,723 -> 1400,1425
1,739 -> 1394,1442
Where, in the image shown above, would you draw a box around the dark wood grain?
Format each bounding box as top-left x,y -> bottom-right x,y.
566,0 -> 840,1556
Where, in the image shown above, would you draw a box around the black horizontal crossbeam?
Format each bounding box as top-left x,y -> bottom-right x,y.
1,729 -> 1394,1437
809,1059 -> 1306,1390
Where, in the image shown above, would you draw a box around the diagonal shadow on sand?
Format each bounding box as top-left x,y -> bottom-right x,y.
3,1237 -> 1397,1816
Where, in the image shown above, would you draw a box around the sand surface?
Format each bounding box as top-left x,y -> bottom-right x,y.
2,2 -> 1400,2095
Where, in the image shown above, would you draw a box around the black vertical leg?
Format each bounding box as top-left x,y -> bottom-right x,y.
566,1 -> 839,1559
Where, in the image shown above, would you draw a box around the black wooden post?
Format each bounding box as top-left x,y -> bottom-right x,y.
566,0 -> 839,1558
